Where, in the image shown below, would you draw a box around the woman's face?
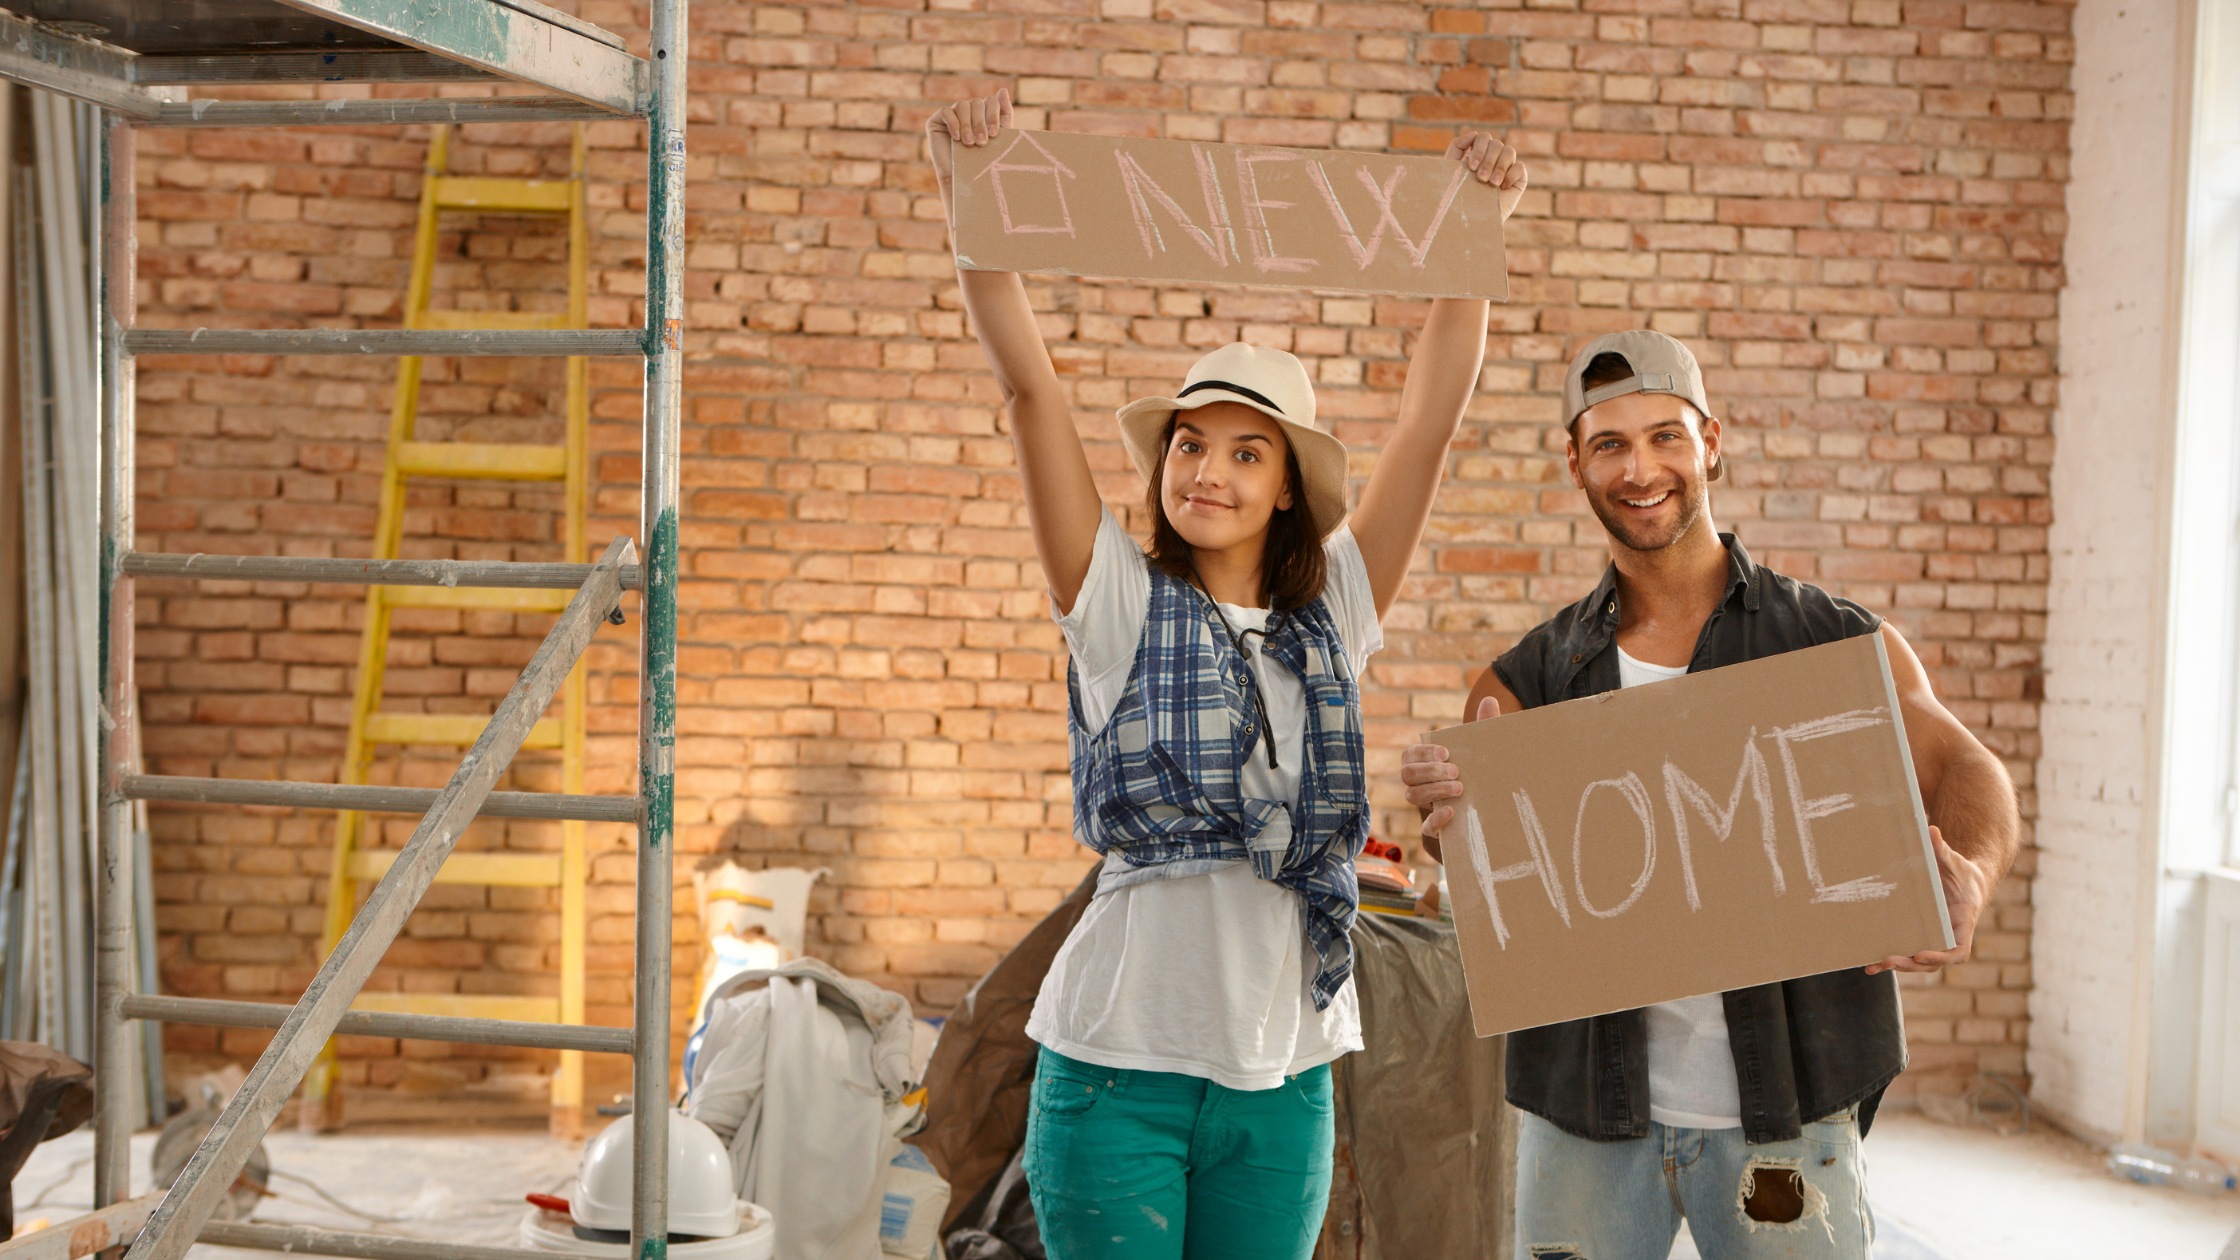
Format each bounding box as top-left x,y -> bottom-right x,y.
1159,401 -> 1296,555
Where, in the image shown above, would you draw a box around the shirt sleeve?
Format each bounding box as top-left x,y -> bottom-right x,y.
1052,508 -> 1153,736
1320,527 -> 1385,679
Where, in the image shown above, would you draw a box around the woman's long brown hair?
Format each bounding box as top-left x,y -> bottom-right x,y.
1142,414 -> 1328,612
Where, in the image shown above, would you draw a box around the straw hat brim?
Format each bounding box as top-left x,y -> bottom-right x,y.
1116,390 -> 1348,539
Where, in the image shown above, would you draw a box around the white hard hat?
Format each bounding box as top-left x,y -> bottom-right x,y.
572,1109 -> 740,1240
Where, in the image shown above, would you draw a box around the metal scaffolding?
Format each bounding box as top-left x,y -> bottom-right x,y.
0,0 -> 685,1257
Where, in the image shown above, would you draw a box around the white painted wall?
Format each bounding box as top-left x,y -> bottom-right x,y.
2029,0 -> 2196,1147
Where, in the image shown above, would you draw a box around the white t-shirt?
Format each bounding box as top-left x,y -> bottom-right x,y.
1026,508 -> 1382,1091
1618,646 -> 1744,1130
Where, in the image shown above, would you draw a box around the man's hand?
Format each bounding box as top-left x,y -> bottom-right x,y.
1864,826 -> 1992,976
926,88 -> 1013,206
1402,695 -> 1500,862
1445,130 -> 1528,222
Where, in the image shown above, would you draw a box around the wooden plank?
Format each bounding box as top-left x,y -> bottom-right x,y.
347,849 -> 561,887
382,586 -> 571,612
396,440 -> 567,480
347,993 -> 560,1021
363,713 -> 564,748
0,1194 -> 162,1260
419,311 -> 567,331
432,177 -> 572,214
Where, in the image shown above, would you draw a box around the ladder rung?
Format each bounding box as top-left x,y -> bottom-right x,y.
382,586 -> 572,612
396,440 -> 568,481
432,176 -> 573,214
364,714 -> 563,749
119,995 -> 632,1055
122,775 -> 639,823
347,849 -> 562,887
121,551 -> 643,592
419,310 -> 568,332
123,329 -> 643,358
348,993 -> 561,1023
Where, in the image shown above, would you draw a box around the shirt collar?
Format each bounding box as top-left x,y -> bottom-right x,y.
1590,532 -> 1758,630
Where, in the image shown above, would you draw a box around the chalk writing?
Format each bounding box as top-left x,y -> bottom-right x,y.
1662,733 -> 1782,906
1426,634 -> 1947,1038
1465,709 -> 1904,950
976,131 -> 1079,238
1771,709 -> 1901,904
1115,147 -> 1233,266
951,131 -> 1508,302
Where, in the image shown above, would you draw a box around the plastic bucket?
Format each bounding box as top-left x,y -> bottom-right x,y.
518,1204 -> 773,1260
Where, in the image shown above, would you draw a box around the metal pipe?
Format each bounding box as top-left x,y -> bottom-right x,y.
634,0 -> 687,1248
121,551 -> 644,591
118,995 -> 634,1055
197,1222 -> 562,1260
121,775 -> 640,824
120,538 -> 634,1260
121,329 -> 644,358
147,98 -> 635,127
92,105 -> 136,1212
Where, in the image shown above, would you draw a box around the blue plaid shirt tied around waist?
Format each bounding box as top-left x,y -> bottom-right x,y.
1066,567 -> 1369,1011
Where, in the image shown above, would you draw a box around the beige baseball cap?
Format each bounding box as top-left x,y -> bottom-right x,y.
1562,330 -> 1722,480
1116,342 -> 1348,538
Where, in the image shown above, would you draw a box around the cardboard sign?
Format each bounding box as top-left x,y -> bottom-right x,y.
948,131 -> 1509,301
1429,634 -> 1953,1038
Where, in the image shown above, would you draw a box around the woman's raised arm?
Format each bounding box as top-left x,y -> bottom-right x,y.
1348,132 -> 1527,617
930,90 -> 1103,613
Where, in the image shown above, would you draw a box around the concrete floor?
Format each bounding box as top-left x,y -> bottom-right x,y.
10,1109 -> 2236,1258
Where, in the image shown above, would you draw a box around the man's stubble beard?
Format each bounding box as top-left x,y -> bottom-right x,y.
1586,469 -> 1710,555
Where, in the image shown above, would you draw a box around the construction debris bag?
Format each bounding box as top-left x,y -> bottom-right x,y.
0,1041 -> 91,1140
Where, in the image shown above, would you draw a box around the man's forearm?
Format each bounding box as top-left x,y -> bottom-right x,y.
1928,745 -> 2020,882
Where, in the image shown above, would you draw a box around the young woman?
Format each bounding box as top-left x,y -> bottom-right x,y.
927,90 -> 1527,1260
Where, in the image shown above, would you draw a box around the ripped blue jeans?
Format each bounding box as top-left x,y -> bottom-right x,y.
1023,1048 -> 1333,1260
1515,1110 -> 1872,1260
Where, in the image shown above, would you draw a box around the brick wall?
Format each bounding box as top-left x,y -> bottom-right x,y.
134,0 -> 2069,1108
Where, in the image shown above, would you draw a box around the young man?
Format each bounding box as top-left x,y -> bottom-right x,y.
1401,331 -> 2019,1260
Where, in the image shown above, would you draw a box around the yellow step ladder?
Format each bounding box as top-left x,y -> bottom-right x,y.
303,125 -> 592,1137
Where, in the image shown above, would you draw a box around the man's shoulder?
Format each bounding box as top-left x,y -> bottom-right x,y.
1747,563 -> 1883,644
1492,587 -> 1607,704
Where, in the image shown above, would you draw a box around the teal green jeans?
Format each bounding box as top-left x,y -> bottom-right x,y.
1023,1048 -> 1334,1260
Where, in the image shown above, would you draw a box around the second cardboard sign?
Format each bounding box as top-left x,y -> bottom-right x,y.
1429,633 -> 1953,1038
949,131 -> 1509,301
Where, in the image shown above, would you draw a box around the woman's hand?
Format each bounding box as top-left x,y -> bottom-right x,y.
926,89 -> 1013,212
1446,130 -> 1528,222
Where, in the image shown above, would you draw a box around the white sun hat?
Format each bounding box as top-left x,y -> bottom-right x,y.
1115,342 -> 1348,539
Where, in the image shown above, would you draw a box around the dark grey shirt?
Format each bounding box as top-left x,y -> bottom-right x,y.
1491,534 -> 1902,1145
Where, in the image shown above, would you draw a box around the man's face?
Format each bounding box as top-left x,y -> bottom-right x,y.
1566,392 -> 1722,554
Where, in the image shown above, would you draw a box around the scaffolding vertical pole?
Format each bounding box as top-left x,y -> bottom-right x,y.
632,0 -> 684,1254
92,107 -> 136,1212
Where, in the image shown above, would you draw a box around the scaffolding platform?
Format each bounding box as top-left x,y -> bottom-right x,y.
0,1 -> 689,1259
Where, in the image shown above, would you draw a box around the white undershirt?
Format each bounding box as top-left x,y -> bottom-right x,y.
1618,646 -> 1744,1130
1026,508 -> 1379,1091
